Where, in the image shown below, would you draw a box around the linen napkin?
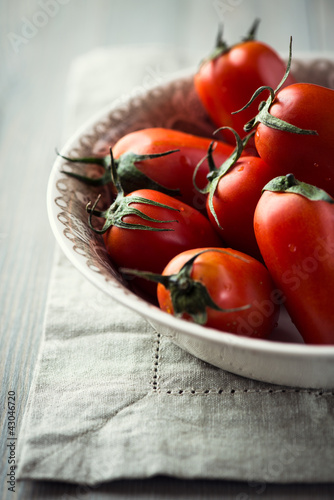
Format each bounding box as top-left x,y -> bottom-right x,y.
17,46 -> 334,486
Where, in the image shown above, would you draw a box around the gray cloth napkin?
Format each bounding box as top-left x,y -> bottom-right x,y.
17,46 -> 334,486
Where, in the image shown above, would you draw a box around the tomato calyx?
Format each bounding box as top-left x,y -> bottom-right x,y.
232,37 -> 318,136
241,17 -> 260,42
57,149 -> 110,186
263,174 -> 334,203
193,127 -> 252,229
114,150 -> 181,196
86,148 -> 180,234
121,249 -> 251,325
205,24 -> 229,63
199,18 -> 261,65
58,148 -> 181,197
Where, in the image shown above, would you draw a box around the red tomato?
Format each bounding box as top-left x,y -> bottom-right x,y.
207,155 -> 276,260
254,174 -> 334,344
194,21 -> 295,142
156,247 -> 279,338
253,83 -> 334,197
199,128 -> 278,260
111,128 -> 236,212
89,189 -> 224,296
61,127 -> 236,213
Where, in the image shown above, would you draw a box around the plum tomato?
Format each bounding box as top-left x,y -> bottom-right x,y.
194,128 -> 279,260
59,127 -> 236,213
194,20 -> 296,143
233,39 -> 334,197
254,174 -> 334,344
86,156 -> 224,296
122,247 -> 280,338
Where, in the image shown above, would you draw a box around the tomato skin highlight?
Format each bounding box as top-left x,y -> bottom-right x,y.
94,127 -> 236,212
255,83 -> 334,197
254,190 -> 334,344
207,155 -> 278,260
194,40 -> 295,142
103,190 -> 224,295
157,247 -> 279,338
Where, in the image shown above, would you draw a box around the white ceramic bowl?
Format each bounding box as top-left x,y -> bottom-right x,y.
47,59 -> 334,390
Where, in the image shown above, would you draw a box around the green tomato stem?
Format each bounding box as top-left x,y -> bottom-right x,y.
193,127 -> 249,231
59,146 -> 181,196
232,37 -> 318,136
242,18 -> 261,42
86,149 -> 180,234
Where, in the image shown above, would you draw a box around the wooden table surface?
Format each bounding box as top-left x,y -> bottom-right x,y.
1,1 -> 334,498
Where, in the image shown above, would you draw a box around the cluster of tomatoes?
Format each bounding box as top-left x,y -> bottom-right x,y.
61,21 -> 334,345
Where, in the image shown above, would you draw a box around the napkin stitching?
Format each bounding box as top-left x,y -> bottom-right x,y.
152,330 -> 161,393
163,388 -> 334,396
153,332 -> 334,397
